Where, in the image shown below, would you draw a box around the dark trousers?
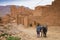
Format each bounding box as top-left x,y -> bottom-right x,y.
43,32 -> 47,37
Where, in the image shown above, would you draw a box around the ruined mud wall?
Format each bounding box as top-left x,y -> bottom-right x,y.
35,0 -> 60,26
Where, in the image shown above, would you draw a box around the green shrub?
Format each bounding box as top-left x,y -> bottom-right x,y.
6,36 -> 21,40
0,33 -> 8,37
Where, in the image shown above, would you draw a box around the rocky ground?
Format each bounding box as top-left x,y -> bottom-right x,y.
0,23 -> 60,40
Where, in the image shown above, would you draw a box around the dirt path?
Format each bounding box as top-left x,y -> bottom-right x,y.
0,24 -> 60,40
15,25 -> 60,40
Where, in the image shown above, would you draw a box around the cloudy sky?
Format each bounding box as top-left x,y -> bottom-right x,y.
0,0 -> 54,9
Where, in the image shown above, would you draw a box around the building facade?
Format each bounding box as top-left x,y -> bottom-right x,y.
2,0 -> 60,26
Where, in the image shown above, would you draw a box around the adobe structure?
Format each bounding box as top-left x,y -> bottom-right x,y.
35,0 -> 60,26
1,0 -> 60,27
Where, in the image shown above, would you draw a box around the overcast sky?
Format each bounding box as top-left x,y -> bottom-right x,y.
0,0 -> 54,9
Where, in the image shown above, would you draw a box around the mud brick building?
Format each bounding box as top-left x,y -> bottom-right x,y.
2,0 -> 60,26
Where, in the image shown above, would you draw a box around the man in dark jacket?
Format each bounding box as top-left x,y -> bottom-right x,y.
42,25 -> 48,37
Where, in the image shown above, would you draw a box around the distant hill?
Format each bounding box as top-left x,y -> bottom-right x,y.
0,6 -> 10,17
0,5 -> 32,17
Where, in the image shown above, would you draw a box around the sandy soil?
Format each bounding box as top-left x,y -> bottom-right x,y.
15,25 -> 60,40
0,24 -> 60,40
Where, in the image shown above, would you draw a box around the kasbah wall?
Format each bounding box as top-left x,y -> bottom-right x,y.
2,0 -> 60,27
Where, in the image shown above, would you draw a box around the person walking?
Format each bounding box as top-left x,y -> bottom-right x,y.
36,23 -> 41,38
42,24 -> 48,37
